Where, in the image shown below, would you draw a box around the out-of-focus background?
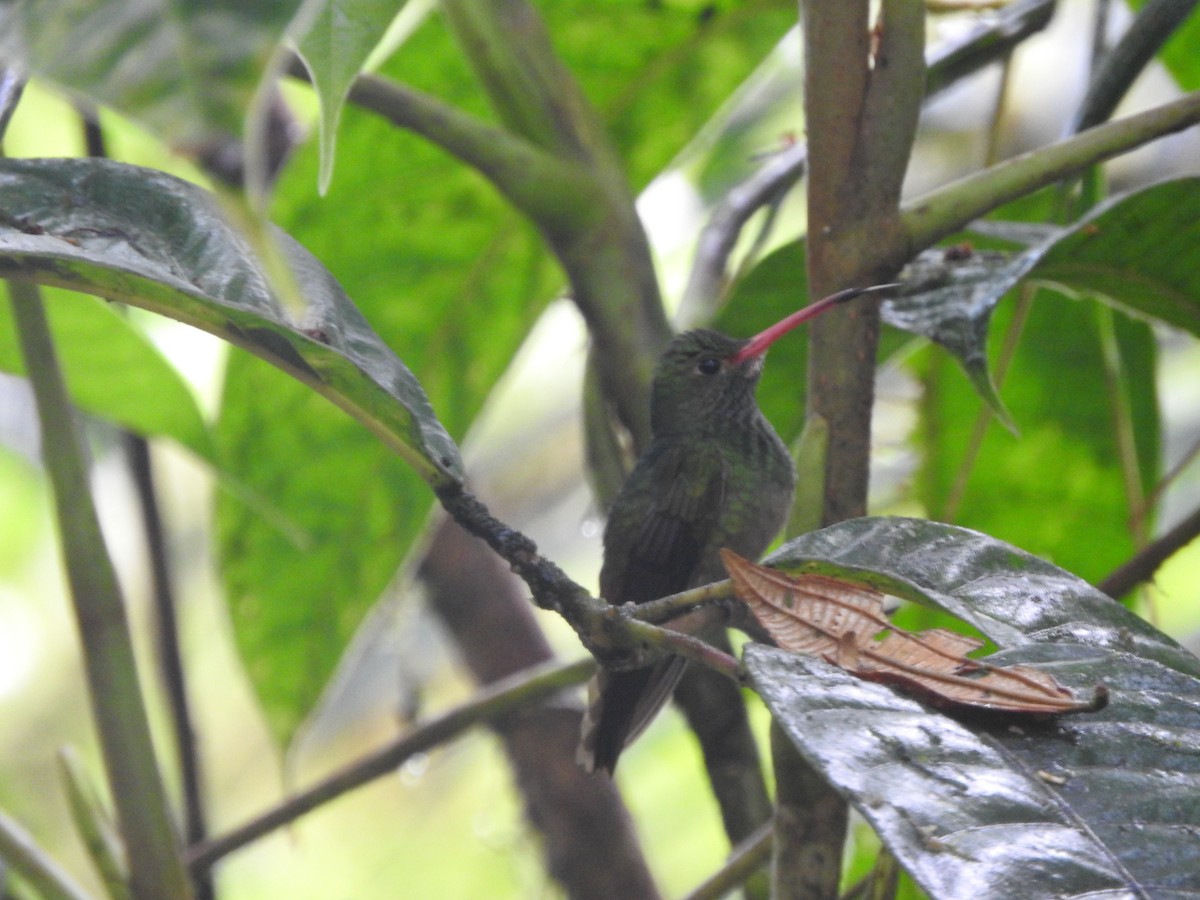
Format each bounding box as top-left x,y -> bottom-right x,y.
1,0 -> 1199,896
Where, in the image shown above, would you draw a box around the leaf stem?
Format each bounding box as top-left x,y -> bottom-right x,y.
9,280 -> 192,900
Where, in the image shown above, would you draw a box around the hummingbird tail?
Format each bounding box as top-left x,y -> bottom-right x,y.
577,656 -> 689,774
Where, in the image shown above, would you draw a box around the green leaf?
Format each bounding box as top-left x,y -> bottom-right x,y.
0,156 -> 463,486
1031,177 -> 1200,335
0,0 -> 299,145
536,0 -> 800,189
215,368 -> 431,741
914,291 -> 1156,586
0,289 -> 214,462
293,0 -> 414,193
218,36 -> 558,739
751,644 -> 1200,900
748,516 -> 1200,898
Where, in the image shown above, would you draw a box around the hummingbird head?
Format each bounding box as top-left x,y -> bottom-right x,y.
649,329 -> 765,436
647,284 -> 900,438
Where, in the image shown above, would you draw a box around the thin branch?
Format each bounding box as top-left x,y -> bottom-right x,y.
622,618 -> 741,680
924,0 -> 1055,97
188,658 -> 595,872
125,431 -> 211,878
433,482 -> 598,619
630,581 -> 738,625
1132,430 -> 1200,533
680,140 -> 808,317
1097,503 -> 1200,599
0,67 -> 27,143
0,807 -> 93,900
683,819 -> 773,900
9,280 -> 192,900
58,746 -> 131,900
1071,0 -> 1200,133
902,91 -> 1200,252
80,108 -> 213,900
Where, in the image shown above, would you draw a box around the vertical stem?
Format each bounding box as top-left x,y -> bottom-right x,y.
125,433 -> 212,900
803,0 -> 875,526
10,280 -> 193,900
788,2 -> 924,894
82,109 -> 214,900
769,722 -> 848,899
803,0 -> 924,524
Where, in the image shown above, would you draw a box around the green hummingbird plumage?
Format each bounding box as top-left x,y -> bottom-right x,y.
578,328 -> 796,774
577,286 -> 892,774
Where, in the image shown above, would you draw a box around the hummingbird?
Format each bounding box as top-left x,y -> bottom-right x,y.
578,285 -> 890,775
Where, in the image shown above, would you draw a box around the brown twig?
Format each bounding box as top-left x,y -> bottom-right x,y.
1097,504 -> 1200,599
187,658 -> 595,872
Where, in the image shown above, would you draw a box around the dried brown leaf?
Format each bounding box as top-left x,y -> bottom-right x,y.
721,549 -> 1107,715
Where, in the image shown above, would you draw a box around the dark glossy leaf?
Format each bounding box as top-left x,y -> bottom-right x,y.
0,156 -> 463,486
764,517 -> 1198,678
748,644 -> 1200,900
748,516 -> 1200,898
886,247 -> 1031,428
0,0 -> 298,144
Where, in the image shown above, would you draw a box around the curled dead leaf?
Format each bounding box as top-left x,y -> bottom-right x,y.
721,549 -> 1107,715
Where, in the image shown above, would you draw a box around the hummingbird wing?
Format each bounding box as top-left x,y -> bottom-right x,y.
580,441 -> 730,774
599,440 -> 730,605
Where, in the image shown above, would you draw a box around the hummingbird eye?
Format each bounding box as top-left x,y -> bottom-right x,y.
696,356 -> 722,376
